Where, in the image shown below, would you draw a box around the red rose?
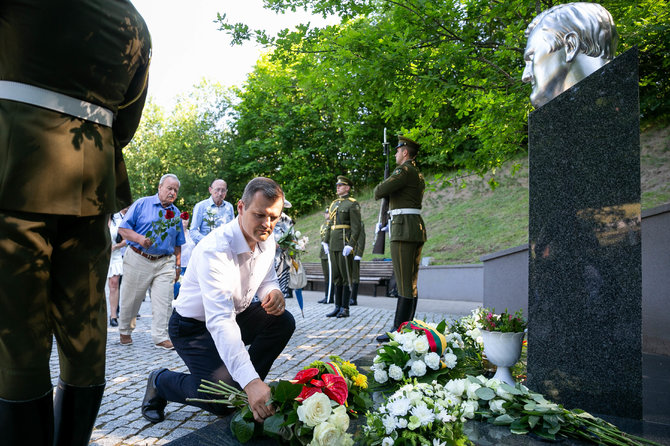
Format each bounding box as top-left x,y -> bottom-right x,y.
164,209 -> 175,219
289,368 -> 319,385
180,211 -> 190,220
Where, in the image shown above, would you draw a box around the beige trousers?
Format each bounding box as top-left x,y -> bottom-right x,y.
118,248 -> 174,344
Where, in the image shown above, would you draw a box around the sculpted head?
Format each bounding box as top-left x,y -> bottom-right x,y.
522,2 -> 617,108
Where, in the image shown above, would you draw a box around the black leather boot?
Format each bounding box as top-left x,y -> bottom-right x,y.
337,286 -> 350,317
349,283 -> 359,306
326,285 -> 343,317
411,296 -> 418,320
53,379 -> 105,446
376,296 -> 403,342
394,296 -> 415,328
327,286 -> 335,304
142,368 -> 168,423
1,389 -> 54,446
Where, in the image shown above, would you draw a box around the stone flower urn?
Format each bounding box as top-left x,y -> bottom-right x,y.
481,330 -> 525,385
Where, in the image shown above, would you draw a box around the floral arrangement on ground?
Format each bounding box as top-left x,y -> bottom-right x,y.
193,356 -> 370,445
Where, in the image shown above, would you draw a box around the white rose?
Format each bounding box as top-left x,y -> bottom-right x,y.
374,369 -> 389,384
310,422 -> 341,446
297,392 -> 332,427
409,360 -> 427,377
446,379 -> 466,397
424,352 -> 441,370
461,399 -> 478,419
382,438 -> 394,446
489,399 -> 506,414
413,336 -> 430,354
396,417 -> 408,428
465,382 -> 481,400
388,364 -> 404,381
443,352 -> 457,369
327,405 -> 350,431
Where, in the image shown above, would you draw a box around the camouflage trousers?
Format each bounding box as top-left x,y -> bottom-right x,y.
0,210 -> 108,400
390,240 -> 424,299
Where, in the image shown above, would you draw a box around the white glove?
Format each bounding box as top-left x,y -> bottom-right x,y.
321,242 -> 329,255
342,245 -> 353,256
375,222 -> 389,234
354,255 -> 362,261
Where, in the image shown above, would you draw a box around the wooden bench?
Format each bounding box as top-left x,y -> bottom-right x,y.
303,260 -> 395,297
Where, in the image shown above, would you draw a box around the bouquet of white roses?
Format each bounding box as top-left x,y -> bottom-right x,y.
449,375 -> 662,446
370,319 -> 485,392
363,381 -> 471,446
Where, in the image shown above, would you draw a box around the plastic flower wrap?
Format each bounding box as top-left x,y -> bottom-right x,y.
277,227 -> 309,258
370,319 -> 485,392
362,381 -> 470,446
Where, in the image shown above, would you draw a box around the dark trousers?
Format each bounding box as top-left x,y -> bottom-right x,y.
0,211 -> 108,400
156,303 -> 295,415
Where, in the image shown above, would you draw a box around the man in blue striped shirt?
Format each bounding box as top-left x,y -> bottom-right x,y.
190,179 -> 235,244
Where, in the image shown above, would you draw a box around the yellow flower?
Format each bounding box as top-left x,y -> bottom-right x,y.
352,373 -> 368,389
339,361 -> 357,376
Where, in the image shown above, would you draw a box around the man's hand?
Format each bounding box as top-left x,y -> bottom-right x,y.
244,378 -> 274,423
175,266 -> 181,282
262,289 -> 285,316
375,222 -> 388,234
342,245 -> 353,256
321,242 -> 329,255
139,235 -> 153,249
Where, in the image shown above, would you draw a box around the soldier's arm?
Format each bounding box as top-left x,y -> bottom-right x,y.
349,202 -> 363,249
373,166 -> 409,200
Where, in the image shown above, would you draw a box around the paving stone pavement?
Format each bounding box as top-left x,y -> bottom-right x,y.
49,290 -> 478,445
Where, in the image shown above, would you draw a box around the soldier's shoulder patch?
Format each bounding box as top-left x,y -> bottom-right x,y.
393,167 -> 403,175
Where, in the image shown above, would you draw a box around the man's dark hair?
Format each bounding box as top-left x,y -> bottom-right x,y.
240,177 -> 284,208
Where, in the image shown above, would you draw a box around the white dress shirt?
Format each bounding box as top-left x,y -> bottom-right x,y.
174,217 -> 280,389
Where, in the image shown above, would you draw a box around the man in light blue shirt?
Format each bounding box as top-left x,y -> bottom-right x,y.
190,179 -> 235,244
118,174 -> 186,351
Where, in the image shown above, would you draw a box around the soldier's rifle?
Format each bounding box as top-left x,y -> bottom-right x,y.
372,128 -> 390,255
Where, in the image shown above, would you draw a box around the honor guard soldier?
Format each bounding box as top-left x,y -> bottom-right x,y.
373,136 -> 427,342
323,176 -> 362,318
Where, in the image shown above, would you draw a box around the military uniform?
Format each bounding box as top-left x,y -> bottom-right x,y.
0,1 -> 151,443
324,176 -> 362,318
374,136 -> 427,340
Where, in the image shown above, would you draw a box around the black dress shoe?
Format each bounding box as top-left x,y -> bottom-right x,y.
349,300 -> 357,306
317,297 -> 328,304
336,308 -> 350,318
109,318 -> 118,327
326,306 -> 341,317
142,368 -> 168,423
376,332 -> 391,342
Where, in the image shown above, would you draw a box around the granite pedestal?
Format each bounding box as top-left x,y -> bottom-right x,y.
527,48 -> 642,419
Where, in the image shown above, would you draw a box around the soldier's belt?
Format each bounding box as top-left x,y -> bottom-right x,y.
0,80 -> 113,127
331,224 -> 351,229
389,208 -> 422,217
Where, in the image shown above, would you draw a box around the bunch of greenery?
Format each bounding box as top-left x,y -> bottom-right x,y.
478,307 -> 527,333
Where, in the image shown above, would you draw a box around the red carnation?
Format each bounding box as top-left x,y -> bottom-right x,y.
164,209 -> 175,219
180,211 -> 190,220
289,368 -> 319,385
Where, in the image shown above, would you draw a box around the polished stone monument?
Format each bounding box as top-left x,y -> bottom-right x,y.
527,46 -> 641,418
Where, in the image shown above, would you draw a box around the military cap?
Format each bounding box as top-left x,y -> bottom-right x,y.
336,175 -> 353,187
396,135 -> 420,152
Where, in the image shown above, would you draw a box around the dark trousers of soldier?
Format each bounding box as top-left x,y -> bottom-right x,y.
0,210 -> 108,443
390,240 -> 423,299
326,250 -> 353,317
